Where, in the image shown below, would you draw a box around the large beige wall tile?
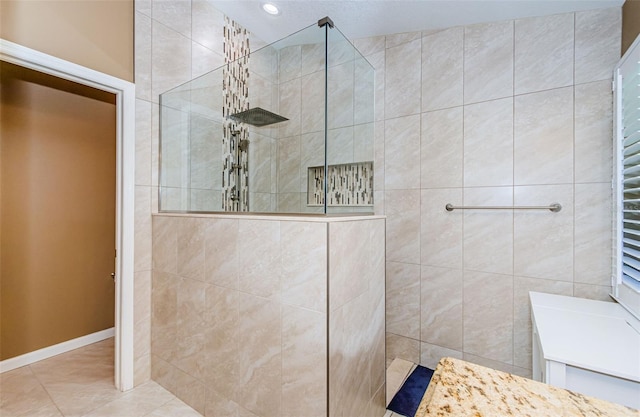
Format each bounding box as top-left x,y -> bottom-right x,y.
189,115 -> 218,190
463,271 -> 513,363
574,183 -> 613,286
374,121 -> 385,192
204,284 -> 239,401
237,293 -> 282,417
462,353 -> 530,378
514,13 -> 574,94
327,61 -> 355,129
301,71 -> 325,134
386,262 -> 420,339
463,98 -> 513,187
151,271 -> 177,364
329,221 -> 370,310
278,78 -> 301,138
421,266 -> 463,350
329,293 -> 370,417
421,188 -> 462,268
327,126 -> 354,165
514,87 -> 574,185
177,217 -> 206,281
464,21 -> 514,104
512,276 -> 573,369
575,7 -> 622,84
278,45 -> 301,83
354,57 -> 375,125
282,306 -> 327,417
514,185 -> 574,280
367,50 -> 386,122
385,189 -> 421,264
421,107 -> 463,188
152,216 -> 178,273
387,31 -> 421,49
135,12 -> 152,101
420,342 -> 462,370
281,221 -> 327,312
175,368 -> 206,415
135,99 -> 153,186
354,122 -> 375,162
384,114 -> 420,190
301,43 -> 324,76
575,80 -> 614,183
463,187 -> 513,275
151,21 -> 191,101
134,270 -> 152,357
191,0 -> 224,53
204,218 -> 239,290
573,283 -> 613,302
422,27 -> 463,112
135,186 -> 152,272
152,0 -> 191,37
251,134 -> 275,194
385,37 -> 421,119
191,42 -> 223,78
277,135 -> 301,193
175,277 -> 207,380
238,220 -> 281,299
386,333 -> 420,368
353,35 -> 386,57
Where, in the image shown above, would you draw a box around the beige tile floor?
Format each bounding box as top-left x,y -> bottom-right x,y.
0,338 -> 200,417
1,338 -> 418,417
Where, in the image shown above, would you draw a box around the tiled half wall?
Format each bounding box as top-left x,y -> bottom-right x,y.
151,214 -> 386,417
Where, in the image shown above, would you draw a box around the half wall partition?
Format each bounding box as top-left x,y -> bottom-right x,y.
159,17 -> 375,214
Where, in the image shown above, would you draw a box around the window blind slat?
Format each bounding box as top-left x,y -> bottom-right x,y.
623,164 -> 640,176
623,255 -> 640,271
622,265 -> 640,281
624,153 -> 640,166
623,227 -> 640,237
623,130 -> 640,147
624,236 -> 640,246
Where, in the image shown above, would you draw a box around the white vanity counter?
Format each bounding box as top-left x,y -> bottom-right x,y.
530,291 -> 640,409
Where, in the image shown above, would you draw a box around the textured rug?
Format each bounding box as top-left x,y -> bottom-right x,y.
387,365 -> 435,417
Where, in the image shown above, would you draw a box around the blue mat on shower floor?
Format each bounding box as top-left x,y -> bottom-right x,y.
387,365 -> 434,417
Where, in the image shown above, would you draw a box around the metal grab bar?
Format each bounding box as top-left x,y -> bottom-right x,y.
445,203 -> 562,212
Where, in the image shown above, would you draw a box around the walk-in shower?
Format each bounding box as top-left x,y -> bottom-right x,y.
159,17 -> 375,214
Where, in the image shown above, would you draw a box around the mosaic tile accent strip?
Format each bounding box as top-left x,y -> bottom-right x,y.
308,161 -> 374,206
222,16 -> 250,211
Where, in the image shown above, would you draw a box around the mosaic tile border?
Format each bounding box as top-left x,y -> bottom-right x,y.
222,17 -> 250,211
308,161 -> 374,206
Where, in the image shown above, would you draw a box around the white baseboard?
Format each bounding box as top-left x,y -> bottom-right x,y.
0,327 -> 115,373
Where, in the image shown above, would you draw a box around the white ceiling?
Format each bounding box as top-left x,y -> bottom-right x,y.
211,0 -> 624,44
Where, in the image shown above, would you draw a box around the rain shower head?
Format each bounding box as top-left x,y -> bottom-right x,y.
230,107 -> 288,127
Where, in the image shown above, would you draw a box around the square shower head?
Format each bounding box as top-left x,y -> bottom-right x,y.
229,107 -> 289,127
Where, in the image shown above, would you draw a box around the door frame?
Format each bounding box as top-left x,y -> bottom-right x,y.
0,39 -> 136,391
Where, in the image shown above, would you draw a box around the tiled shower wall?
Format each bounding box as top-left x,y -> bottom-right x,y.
275,40 -> 375,213
354,7 -> 621,375
134,0 -> 267,385
151,214 -> 385,416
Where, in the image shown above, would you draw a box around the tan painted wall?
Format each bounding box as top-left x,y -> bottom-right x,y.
1,62 -> 116,360
623,0 -> 640,54
0,0 -> 134,82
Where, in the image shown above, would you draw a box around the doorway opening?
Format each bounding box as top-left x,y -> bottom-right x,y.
0,39 -> 135,391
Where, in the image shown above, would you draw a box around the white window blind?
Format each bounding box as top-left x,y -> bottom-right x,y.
615,35 -> 640,319
619,43 -> 640,290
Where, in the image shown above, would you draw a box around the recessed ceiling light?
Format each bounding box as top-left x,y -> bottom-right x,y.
262,3 -> 280,15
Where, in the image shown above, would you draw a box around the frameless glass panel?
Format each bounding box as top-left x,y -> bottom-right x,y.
326,26 -> 375,215
159,19 -> 374,215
